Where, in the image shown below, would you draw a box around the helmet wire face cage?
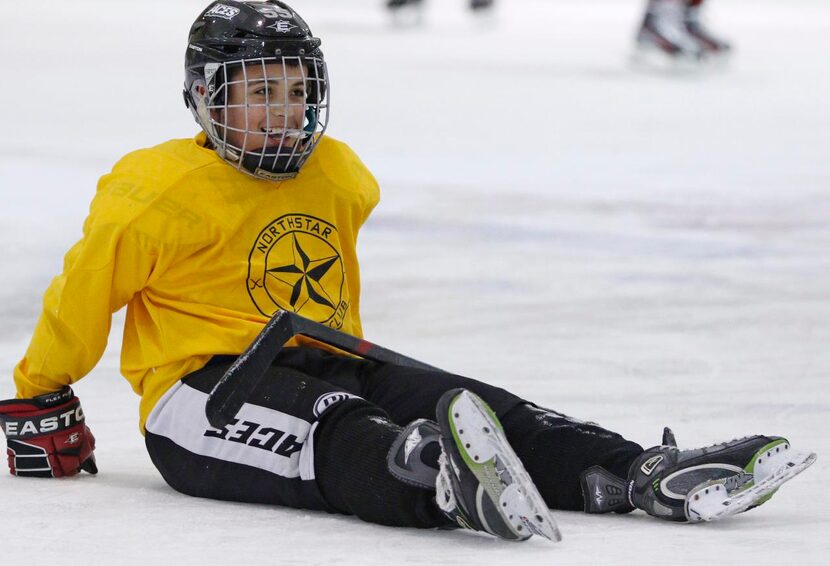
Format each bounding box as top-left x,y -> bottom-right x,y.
199,56 -> 328,180
184,1 -> 330,181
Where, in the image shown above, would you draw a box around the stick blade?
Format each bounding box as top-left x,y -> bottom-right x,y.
204,358 -> 255,429
204,311 -> 295,429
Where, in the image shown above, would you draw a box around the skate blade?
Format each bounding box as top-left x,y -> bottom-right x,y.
685,447 -> 817,522
388,5 -> 424,28
629,45 -> 706,75
449,391 -> 562,542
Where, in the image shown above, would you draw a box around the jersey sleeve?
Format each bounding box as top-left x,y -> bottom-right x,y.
343,141 -> 381,225
360,168 -> 380,225
13,187 -> 160,398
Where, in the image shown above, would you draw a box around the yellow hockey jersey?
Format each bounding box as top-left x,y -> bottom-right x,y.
13,132 -> 379,431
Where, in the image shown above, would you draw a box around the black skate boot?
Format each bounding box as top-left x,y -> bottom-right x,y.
386,391 -> 560,541
634,0 -> 704,63
470,0 -> 494,11
684,3 -> 731,56
435,389 -> 560,540
386,0 -> 422,8
581,427 -> 816,522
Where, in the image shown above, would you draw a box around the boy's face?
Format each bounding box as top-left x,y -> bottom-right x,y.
219,62 -> 308,154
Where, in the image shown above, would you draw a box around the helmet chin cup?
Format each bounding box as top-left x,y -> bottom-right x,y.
241,150 -> 305,181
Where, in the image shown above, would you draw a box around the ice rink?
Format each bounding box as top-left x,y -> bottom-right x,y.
1,0 -> 828,563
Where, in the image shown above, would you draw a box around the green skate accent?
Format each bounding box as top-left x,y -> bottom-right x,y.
745,439 -> 789,475
446,396 -> 506,498
743,438 -> 790,507
752,492 -> 776,507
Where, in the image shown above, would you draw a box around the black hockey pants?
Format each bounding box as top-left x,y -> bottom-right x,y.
145,347 -> 642,528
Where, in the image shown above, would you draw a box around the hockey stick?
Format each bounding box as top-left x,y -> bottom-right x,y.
205,310 -> 442,428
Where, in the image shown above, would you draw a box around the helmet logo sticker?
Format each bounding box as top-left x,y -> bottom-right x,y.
203,62 -> 220,85
267,20 -> 298,33
248,214 -> 349,329
256,5 -> 294,19
205,4 -> 241,20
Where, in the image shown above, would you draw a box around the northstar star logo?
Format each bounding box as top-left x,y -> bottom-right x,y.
247,213 -> 347,327
266,233 -> 338,312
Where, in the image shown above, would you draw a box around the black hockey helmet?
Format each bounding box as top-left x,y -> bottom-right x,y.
184,1 -> 329,180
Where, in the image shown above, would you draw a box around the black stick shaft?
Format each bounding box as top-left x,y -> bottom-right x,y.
205,310 -> 441,428
289,313 -> 440,371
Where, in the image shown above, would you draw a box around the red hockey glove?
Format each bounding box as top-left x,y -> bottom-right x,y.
0,386 -> 97,477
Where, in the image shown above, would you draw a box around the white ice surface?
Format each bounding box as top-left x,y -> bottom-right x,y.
0,0 -> 828,564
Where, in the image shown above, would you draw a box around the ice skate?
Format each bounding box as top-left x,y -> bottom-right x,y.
387,0 -> 424,27
683,436 -> 815,521
632,0 -> 705,69
684,4 -> 731,57
470,0 -> 494,11
634,428 -> 816,521
435,389 -> 561,541
386,0 -> 422,8
582,427 -> 816,522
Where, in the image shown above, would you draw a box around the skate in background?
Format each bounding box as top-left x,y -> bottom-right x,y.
633,0 -> 732,69
387,0 -> 495,27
